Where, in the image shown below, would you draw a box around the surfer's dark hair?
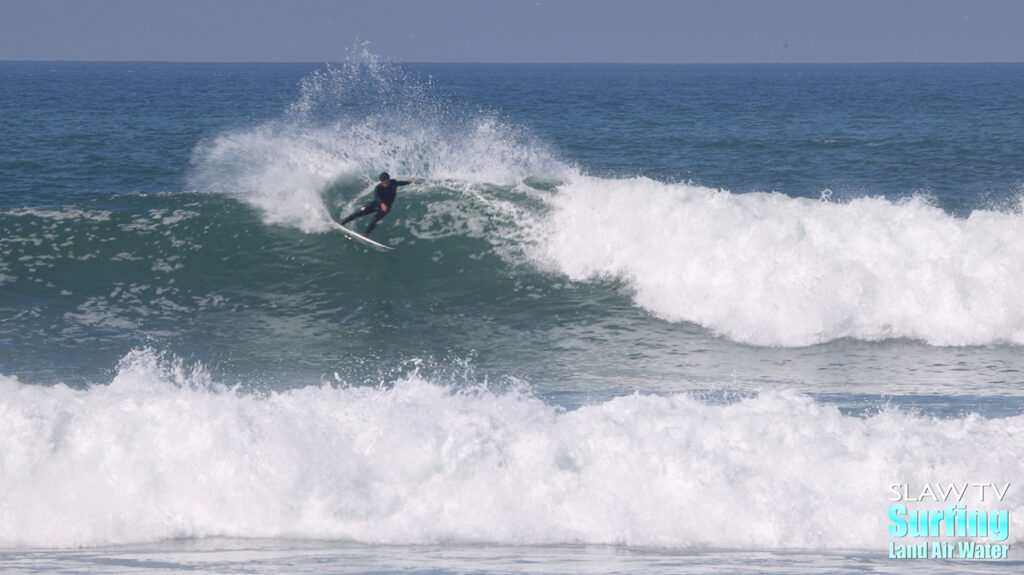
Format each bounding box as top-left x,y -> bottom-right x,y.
379,172 -> 390,181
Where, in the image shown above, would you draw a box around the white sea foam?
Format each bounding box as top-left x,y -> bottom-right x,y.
1,349 -> 1020,549
531,176 -> 1024,347
0,207 -> 113,222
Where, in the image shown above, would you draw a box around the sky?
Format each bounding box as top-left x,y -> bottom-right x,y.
1,0 -> 1023,64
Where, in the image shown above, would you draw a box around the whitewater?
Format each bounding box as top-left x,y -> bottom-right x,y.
3,349 -> 1022,550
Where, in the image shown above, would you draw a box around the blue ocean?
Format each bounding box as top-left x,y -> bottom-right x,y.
1,55 -> 1023,573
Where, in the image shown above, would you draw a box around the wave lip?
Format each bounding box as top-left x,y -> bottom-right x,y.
533,177 -> 1024,347
1,349 -> 1022,549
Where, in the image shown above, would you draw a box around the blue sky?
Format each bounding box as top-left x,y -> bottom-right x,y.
2,0 -> 1022,63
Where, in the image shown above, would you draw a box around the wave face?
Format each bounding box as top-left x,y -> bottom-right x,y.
2,349 -> 1021,549
5,179 -> 1024,365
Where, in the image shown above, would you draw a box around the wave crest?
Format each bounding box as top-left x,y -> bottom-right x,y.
532,177 -> 1024,346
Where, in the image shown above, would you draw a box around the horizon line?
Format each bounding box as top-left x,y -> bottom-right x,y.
3,58 -> 1024,66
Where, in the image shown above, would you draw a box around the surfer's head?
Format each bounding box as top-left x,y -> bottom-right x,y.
379,172 -> 390,183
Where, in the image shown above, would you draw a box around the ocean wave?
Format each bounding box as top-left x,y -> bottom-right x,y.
1,349 -> 1020,549
183,57 -> 1024,349
531,176 -> 1024,346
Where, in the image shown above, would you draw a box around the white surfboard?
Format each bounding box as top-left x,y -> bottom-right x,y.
330,220 -> 394,252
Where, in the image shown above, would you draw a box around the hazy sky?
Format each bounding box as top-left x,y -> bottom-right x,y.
2,0 -> 1023,64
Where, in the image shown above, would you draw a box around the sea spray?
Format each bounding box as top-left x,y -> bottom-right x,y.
188,56 -> 568,233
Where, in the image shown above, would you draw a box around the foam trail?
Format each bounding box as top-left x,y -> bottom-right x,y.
1,349 -> 1021,549
532,176 -> 1024,347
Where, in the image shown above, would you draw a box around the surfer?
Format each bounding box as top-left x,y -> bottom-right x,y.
339,172 -> 415,236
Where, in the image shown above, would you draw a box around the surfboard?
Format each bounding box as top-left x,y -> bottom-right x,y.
330,220 -> 394,252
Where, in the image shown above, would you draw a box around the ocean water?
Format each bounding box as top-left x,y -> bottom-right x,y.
1,57 -> 1023,573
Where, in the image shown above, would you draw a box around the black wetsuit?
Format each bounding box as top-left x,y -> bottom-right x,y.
340,179 -> 412,235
